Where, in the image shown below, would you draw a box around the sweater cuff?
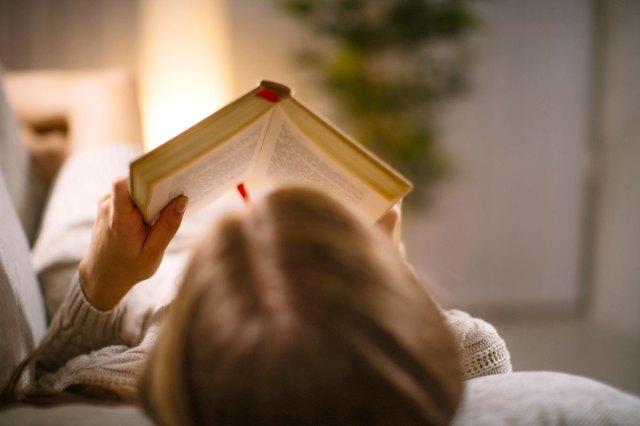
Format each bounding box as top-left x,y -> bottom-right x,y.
443,309 -> 513,380
39,274 -> 125,371
65,274 -> 124,343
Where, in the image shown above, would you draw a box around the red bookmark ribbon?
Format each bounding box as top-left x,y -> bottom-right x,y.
257,88 -> 279,103
237,183 -> 251,205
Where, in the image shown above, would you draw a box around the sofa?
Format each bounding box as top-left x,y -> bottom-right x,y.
1,75 -> 639,425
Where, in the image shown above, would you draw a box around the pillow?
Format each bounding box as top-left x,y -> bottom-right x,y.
453,371 -> 640,425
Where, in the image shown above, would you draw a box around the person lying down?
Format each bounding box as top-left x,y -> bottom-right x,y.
2,68 -> 511,426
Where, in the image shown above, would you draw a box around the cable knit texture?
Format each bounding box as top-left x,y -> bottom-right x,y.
37,277 -> 166,400
38,276 -> 125,372
443,309 -> 512,380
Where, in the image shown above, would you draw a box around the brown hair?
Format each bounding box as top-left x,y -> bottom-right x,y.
140,187 -> 463,425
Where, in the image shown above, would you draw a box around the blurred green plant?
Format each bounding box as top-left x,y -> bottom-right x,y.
280,0 -> 477,204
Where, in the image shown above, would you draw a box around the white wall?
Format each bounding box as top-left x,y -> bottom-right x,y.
404,0 -> 593,314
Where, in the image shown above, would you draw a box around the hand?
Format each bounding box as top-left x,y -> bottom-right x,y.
78,176 -> 188,311
376,202 -> 406,257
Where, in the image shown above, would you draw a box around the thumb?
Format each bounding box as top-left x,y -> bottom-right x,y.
142,195 -> 188,260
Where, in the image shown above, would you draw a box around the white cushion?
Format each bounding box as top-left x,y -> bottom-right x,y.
0,72 -> 47,394
454,371 -> 640,425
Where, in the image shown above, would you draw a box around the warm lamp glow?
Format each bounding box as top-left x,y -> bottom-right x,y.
138,0 -> 232,150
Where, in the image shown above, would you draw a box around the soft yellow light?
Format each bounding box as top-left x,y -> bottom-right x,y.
138,0 -> 232,150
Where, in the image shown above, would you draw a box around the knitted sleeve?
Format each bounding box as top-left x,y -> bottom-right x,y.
443,309 -> 512,380
35,276 -> 166,400
37,275 -> 128,373
36,306 -> 165,401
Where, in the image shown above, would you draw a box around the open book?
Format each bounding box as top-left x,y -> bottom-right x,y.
129,81 -> 412,224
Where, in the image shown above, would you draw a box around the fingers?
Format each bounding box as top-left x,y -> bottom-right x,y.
111,176 -> 134,215
376,203 -> 402,236
376,203 -> 405,258
99,192 -> 112,203
142,195 -> 188,260
98,191 -> 113,212
110,175 -> 145,234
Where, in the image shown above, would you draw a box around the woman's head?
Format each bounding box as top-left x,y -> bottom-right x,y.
140,187 -> 463,425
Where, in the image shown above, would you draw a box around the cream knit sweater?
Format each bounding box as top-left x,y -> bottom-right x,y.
32,145 -> 512,400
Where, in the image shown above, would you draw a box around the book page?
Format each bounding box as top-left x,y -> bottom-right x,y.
254,108 -> 391,222
279,98 -> 411,199
145,114 -> 271,220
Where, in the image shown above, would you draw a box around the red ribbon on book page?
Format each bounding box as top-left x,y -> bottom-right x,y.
237,183 -> 251,205
257,88 -> 279,103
